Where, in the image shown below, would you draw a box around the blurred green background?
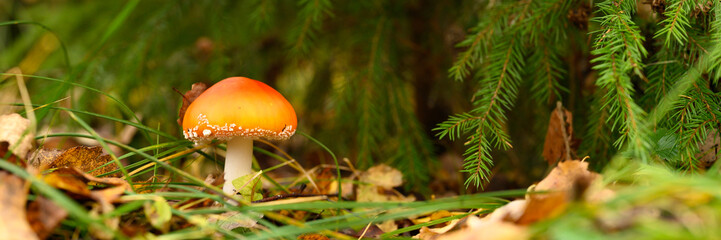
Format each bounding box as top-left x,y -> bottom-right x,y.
1,0 -> 551,194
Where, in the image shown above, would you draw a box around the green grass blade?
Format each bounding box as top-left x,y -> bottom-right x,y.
3,73 -> 157,142
0,21 -> 71,70
298,131 -> 342,199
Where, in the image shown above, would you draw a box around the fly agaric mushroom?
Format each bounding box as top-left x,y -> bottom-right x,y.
182,77 -> 297,194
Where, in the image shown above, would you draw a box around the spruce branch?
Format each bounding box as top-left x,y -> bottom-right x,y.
435,113 -> 482,141
387,79 -> 435,192
529,41 -> 567,104
437,36 -> 525,188
580,88 -> 615,162
644,49 -> 684,106
332,13 -> 435,191
523,0 -> 572,44
249,0 -> 277,31
646,28 -> 721,169
590,0 -> 651,161
447,5 -> 519,82
669,87 -> 720,170
656,0 -> 695,47
650,17 -> 721,125
356,90 -> 381,166
708,2 -> 721,82
287,0 -> 333,54
448,23 -> 494,82
355,17 -> 387,167
649,45 -> 720,126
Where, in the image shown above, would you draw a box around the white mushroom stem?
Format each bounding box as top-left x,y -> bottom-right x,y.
223,137 -> 254,194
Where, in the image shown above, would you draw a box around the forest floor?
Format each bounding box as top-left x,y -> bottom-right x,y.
2,103 -> 721,239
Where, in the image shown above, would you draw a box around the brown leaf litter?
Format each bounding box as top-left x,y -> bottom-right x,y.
0,171 -> 37,240
43,167 -> 130,204
26,196 -> 68,240
44,167 -> 131,239
1,141 -> 24,166
516,159 -> 602,224
542,102 -> 576,165
176,82 -> 209,126
29,146 -> 119,177
0,113 -> 34,158
1,141 -> 131,239
422,159 -> 612,240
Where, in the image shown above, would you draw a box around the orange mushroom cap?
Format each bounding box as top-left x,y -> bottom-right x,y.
182,77 -> 297,142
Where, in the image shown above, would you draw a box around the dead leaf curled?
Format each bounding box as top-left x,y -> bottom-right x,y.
0,113 -> 33,158
542,103 -> 575,165
177,82 -> 209,126
517,160 -> 599,225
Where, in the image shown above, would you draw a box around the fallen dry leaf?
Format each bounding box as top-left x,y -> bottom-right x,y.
312,164 -> 357,199
28,148 -> 62,167
0,171 -> 37,240
376,220 -> 398,234
1,141 -> 24,166
47,167 -> 130,240
516,160 -> 599,225
412,210 -> 464,225
484,199 -> 527,222
43,170 -> 91,197
356,180 -> 415,203
208,211 -> 262,230
326,178 -> 355,199
43,167 -> 130,204
423,160 -> 604,239
339,224 -> 385,238
424,202 -> 531,240
0,113 -> 33,158
30,146 -> 119,177
434,215 -> 529,240
421,201 -> 527,240
177,82 -> 209,126
542,102 -> 575,165
312,167 -> 336,194
92,183 -> 129,210
0,75 -> 20,116
357,165 -> 415,203
71,166 -> 131,188
414,218 -> 463,239
26,196 -> 68,239
361,164 -> 403,189
309,167 -> 355,198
